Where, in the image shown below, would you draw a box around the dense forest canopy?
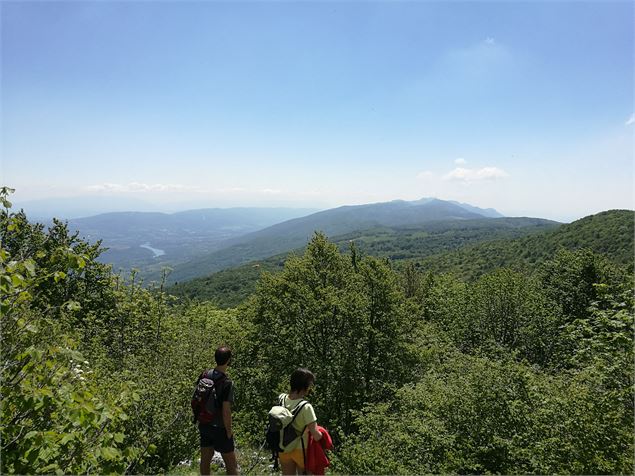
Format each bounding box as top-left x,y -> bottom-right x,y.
1,186 -> 633,474
169,210 -> 633,309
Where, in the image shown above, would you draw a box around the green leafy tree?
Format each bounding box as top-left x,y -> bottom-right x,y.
335,352 -> 634,475
242,233 -> 411,435
1,188 -> 142,474
539,248 -> 623,321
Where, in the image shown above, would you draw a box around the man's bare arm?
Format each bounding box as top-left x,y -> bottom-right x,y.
222,401 -> 233,438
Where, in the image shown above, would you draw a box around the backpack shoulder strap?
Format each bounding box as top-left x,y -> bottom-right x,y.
211,372 -> 229,407
290,400 -> 308,424
212,373 -> 227,393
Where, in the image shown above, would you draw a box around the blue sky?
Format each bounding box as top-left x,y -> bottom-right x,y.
2,0 -> 633,221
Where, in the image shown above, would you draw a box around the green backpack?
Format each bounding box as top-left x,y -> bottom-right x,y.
265,395 -> 308,468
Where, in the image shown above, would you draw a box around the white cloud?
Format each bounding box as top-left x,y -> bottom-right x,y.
84,183 -> 121,192
261,188 -> 282,194
416,170 -> 434,180
216,187 -> 247,193
485,37 -> 495,45
454,158 -> 467,165
443,166 -> 509,183
443,167 -> 471,181
476,167 -> 509,180
83,182 -> 194,193
626,114 -> 634,126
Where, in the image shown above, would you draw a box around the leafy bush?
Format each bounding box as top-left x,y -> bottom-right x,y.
1,188 -> 143,474
335,353 -> 634,474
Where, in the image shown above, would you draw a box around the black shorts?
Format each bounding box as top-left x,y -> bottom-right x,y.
199,423 -> 235,453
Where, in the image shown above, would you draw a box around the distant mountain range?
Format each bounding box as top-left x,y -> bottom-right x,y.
63,207 -> 318,274
15,196 -> 164,220
67,208 -> 320,238
168,209 -> 634,307
32,197 -> 510,282
447,200 -> 502,218
165,198 -> 505,282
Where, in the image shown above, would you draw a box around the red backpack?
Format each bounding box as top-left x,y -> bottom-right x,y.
191,370 -> 226,424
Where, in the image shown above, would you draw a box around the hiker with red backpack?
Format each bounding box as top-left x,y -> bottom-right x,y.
191,346 -> 238,476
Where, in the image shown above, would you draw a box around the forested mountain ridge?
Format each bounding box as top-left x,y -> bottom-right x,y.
447,199 -> 503,218
169,210 -> 632,308
166,198 -> 502,283
68,207 -> 319,234
414,209 -> 634,279
168,216 -> 558,306
332,216 -> 558,261
2,187 -> 633,475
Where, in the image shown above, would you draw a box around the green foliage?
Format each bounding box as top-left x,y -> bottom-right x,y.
414,249 -> 631,370
1,190 -> 143,474
168,217 -> 558,307
2,185 -> 633,475
1,210 -> 116,324
78,275 -> 253,473
335,353 -> 634,475
536,248 -> 632,370
539,247 -> 626,321
240,233 -> 412,435
108,300 -> 249,472
415,210 -> 634,280
2,340 -> 140,475
464,269 -> 560,365
169,258 -> 284,308
1,189 -> 247,474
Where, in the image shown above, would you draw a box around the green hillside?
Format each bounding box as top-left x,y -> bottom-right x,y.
169,210 -> 633,307
332,217 -> 558,261
165,198 -> 498,283
413,209 -> 634,279
169,257 -> 285,307
168,217 -> 558,306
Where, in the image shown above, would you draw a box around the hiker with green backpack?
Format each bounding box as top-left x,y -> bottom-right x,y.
267,368 -> 322,475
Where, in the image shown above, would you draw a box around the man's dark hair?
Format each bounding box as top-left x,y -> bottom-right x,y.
215,346 -> 232,366
290,368 -> 315,392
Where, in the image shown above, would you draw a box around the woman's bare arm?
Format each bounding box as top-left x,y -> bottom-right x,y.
307,421 -> 322,441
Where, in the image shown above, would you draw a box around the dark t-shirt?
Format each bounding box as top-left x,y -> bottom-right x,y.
206,369 -> 234,428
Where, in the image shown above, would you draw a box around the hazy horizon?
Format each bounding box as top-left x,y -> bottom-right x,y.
2,1 -> 633,223
10,193 -> 620,224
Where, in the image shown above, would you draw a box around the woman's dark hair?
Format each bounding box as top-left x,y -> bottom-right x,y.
290,368 -> 315,392
215,346 -> 232,366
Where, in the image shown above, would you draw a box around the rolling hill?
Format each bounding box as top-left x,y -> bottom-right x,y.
168,209 -> 633,307
64,207 -> 317,275
166,198 -> 504,283
412,209 -> 634,280
168,216 -> 558,306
